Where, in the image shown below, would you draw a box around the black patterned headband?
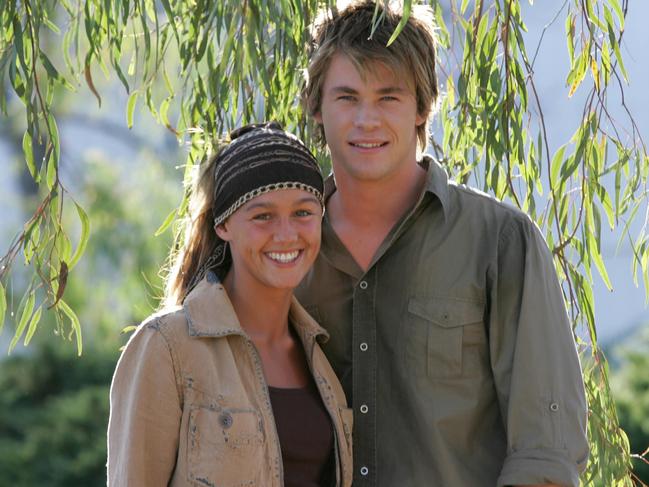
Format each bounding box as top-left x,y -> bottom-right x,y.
212,122 -> 324,227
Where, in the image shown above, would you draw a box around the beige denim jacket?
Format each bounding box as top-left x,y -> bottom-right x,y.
107,275 -> 353,487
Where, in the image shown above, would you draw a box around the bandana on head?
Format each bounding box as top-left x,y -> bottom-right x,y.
185,122 -> 324,294
212,121 -> 324,227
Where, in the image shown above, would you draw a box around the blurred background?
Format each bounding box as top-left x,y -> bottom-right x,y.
0,2 -> 647,486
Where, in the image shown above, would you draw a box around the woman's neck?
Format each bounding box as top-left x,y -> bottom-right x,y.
222,269 -> 309,388
222,270 -> 293,343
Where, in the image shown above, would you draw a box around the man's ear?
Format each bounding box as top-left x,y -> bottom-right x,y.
415,110 -> 427,127
313,111 -> 323,124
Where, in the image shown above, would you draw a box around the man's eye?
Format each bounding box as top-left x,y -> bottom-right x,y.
252,213 -> 272,221
295,209 -> 315,217
337,95 -> 355,102
381,96 -> 398,102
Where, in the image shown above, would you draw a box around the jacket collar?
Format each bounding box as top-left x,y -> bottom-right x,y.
183,273 -> 329,343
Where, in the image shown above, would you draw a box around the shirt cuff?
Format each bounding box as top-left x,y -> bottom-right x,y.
497,448 -> 583,487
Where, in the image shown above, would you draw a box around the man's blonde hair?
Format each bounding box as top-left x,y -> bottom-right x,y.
302,0 -> 439,152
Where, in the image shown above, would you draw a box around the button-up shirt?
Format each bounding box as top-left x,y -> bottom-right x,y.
296,157 -> 589,487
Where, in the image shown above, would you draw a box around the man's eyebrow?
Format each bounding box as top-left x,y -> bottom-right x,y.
329,86 -> 358,95
376,86 -> 406,94
328,85 -> 406,95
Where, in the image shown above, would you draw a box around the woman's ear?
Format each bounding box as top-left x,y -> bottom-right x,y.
215,222 -> 230,241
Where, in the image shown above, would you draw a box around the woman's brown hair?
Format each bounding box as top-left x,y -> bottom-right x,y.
162,153 -> 222,307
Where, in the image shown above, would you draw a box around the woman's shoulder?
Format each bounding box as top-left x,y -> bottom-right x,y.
132,305 -> 189,342
118,306 -> 196,372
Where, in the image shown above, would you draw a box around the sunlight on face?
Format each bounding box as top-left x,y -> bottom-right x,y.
216,189 -> 322,294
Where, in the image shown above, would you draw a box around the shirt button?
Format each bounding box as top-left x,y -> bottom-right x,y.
360,466 -> 369,476
360,404 -> 368,414
359,342 -> 368,351
359,280 -> 368,289
549,402 -> 559,412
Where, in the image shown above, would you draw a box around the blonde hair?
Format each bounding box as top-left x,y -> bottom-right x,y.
302,0 -> 439,152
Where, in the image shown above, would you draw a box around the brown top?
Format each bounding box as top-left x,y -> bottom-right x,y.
269,381 -> 335,487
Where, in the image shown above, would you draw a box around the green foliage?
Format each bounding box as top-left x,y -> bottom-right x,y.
1,0 -> 647,484
0,344 -> 116,486
0,0 -> 328,349
612,329 -> 649,485
0,141 -> 178,485
582,354 -> 634,485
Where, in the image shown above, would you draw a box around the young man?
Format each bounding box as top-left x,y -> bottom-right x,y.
296,1 -> 589,486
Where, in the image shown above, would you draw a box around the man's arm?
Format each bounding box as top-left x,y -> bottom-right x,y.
490,216 -> 589,487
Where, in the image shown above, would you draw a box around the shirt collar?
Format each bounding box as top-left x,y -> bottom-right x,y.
420,155 -> 450,218
323,154 -> 451,219
182,273 -> 329,343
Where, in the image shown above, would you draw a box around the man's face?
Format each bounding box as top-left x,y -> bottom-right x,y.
315,53 -> 425,187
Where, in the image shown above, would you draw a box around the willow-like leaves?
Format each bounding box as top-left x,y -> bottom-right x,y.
0,0 -> 646,483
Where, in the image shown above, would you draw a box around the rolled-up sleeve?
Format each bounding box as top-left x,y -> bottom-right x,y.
107,320 -> 182,486
490,217 -> 589,487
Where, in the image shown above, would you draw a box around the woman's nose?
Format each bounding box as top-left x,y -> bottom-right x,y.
273,218 -> 298,242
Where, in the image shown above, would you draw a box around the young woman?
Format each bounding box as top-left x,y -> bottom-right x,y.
107,123 -> 353,487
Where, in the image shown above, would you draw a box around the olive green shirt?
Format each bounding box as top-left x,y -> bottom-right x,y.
296,157 -> 588,487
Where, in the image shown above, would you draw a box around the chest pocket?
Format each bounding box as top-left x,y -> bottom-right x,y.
403,297 -> 486,380
187,405 -> 264,487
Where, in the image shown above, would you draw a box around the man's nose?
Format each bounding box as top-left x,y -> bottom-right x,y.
353,102 -> 380,130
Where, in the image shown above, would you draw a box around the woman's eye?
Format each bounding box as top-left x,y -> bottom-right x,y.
337,95 -> 355,102
252,213 -> 272,221
381,96 -> 398,102
295,209 -> 314,217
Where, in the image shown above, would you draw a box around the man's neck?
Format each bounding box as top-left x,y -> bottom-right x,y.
330,157 -> 427,226
327,160 -> 427,271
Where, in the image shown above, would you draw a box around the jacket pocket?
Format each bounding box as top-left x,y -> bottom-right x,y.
187,405 -> 264,487
404,297 -> 485,379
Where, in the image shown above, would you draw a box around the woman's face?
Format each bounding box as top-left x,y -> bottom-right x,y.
216,188 -> 322,293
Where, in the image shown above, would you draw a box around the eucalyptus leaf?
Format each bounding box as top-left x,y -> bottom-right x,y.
22,130 -> 36,179
9,291 -> 35,354
58,299 -> 83,356
0,283 -> 6,334
23,305 -> 43,346
69,202 -> 90,269
126,90 -> 139,129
